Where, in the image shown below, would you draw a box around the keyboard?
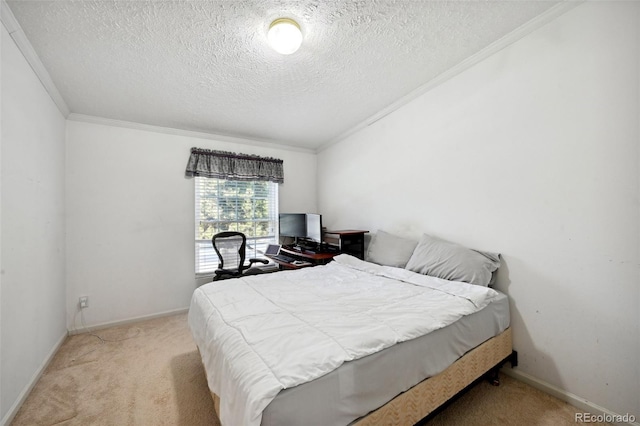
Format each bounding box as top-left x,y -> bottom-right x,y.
272,254 -> 297,263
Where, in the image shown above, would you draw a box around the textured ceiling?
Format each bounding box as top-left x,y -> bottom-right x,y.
6,0 -> 561,149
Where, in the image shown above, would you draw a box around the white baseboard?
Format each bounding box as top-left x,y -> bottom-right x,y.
67,307 -> 189,335
1,332 -> 67,426
502,369 -> 639,426
2,308 -> 189,425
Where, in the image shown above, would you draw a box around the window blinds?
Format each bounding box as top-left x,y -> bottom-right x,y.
194,177 -> 279,275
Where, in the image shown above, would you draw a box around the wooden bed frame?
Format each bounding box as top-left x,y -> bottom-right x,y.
205,327 -> 514,425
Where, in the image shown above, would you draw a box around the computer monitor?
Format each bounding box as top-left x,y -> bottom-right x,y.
278,213 -> 306,239
305,213 -> 323,243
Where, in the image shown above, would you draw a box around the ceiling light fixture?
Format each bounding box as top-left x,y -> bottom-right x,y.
268,18 -> 302,55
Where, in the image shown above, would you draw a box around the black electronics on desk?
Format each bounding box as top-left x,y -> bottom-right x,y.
279,212 -> 324,250
279,214 -> 367,258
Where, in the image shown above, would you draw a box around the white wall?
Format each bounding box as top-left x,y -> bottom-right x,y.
1,24 -> 67,422
1,22 -> 3,424
65,120 -> 317,328
318,1 -> 639,420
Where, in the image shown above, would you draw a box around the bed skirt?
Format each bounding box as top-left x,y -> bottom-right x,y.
206,327 -> 512,426
352,326 -> 513,425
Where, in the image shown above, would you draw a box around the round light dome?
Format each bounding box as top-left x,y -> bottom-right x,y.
268,18 -> 302,55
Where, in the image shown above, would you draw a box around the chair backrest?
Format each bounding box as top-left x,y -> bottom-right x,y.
212,231 -> 247,273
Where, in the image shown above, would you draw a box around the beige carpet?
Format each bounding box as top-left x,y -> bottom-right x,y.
11,313 -> 609,426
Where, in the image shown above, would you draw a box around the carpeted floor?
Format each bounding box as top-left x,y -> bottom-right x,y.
10,313 -> 609,426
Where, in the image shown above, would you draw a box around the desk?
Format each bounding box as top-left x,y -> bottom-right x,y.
267,246 -> 338,270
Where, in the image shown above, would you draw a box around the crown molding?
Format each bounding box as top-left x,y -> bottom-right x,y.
1,0 -> 70,117
2,0 -> 583,154
67,113 -> 317,154
318,0 -> 584,153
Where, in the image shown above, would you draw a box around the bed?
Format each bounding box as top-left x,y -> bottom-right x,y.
189,232 -> 514,426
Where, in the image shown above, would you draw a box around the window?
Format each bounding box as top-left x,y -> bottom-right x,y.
195,176 -> 279,275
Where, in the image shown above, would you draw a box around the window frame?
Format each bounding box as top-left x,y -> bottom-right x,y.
194,176 -> 279,277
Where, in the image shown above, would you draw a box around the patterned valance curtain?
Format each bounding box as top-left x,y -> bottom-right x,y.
184,148 -> 284,183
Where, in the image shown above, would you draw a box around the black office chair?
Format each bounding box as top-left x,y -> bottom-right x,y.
212,231 -> 269,281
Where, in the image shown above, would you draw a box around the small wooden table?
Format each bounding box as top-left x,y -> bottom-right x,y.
323,230 -> 369,260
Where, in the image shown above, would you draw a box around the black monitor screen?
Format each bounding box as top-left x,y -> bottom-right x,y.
305,213 -> 323,243
279,213 -> 306,238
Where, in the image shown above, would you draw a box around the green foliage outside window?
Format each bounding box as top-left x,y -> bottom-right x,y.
197,178 -> 275,240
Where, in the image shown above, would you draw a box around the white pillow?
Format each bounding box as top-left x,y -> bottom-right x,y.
405,234 -> 500,286
366,230 -> 418,268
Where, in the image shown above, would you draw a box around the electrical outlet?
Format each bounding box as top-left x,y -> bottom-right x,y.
79,296 -> 89,309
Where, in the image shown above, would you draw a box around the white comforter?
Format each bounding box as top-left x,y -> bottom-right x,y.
188,254 -> 499,426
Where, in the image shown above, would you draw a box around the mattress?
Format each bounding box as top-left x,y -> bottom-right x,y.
261,291 -> 510,426
189,254 -> 505,426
